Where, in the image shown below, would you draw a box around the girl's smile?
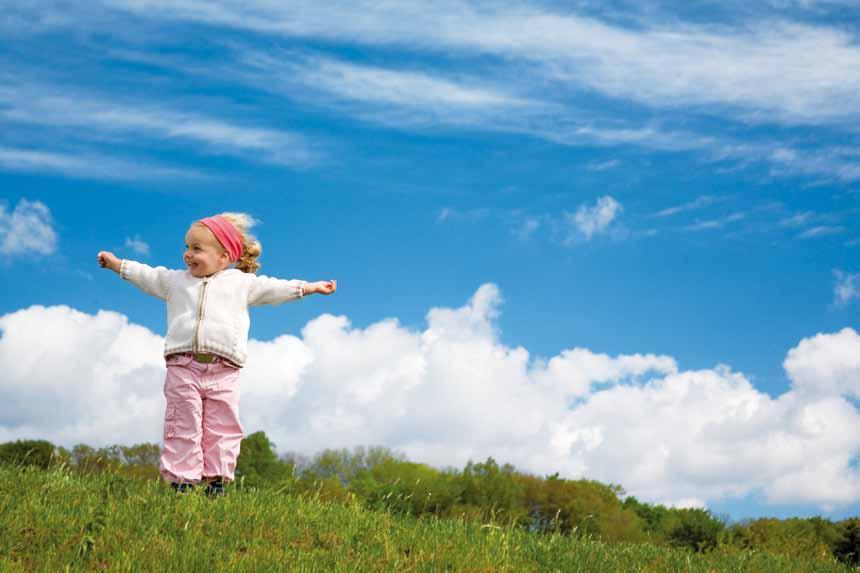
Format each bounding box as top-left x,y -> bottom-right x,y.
184,224 -> 231,278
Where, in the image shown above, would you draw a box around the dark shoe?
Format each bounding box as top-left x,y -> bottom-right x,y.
171,482 -> 194,493
205,479 -> 224,497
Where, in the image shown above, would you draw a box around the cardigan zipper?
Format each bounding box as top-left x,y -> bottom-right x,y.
192,278 -> 209,353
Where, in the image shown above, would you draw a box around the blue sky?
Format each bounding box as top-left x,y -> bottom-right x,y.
1,1 -> 859,521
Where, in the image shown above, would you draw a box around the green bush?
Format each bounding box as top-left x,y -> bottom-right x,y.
0,439 -> 64,468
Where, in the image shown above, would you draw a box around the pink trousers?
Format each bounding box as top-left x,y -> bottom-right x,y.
159,353 -> 244,484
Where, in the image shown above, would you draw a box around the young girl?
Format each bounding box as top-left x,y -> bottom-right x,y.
97,212 -> 336,494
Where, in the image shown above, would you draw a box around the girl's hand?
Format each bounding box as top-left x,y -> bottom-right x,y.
315,280 -> 337,295
97,251 -> 121,273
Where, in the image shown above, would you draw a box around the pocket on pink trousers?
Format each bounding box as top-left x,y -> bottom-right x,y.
164,405 -> 177,439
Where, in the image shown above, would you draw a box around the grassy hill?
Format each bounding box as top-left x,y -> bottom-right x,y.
0,465 -> 853,572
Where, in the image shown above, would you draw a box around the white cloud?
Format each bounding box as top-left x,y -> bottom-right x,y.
0,198 -> 57,256
0,305 -> 166,445
2,288 -> 859,510
531,347 -> 677,399
833,270 -> 860,308
566,196 -> 623,241
124,236 -> 150,256
784,327 -> 860,398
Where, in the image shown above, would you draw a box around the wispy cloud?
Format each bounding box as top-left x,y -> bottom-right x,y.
0,198 -> 57,256
684,212 -> 747,232
95,0 -> 860,127
438,207 -> 544,244
438,203 -> 654,246
11,2 -> 860,184
436,207 -> 492,223
777,210 -> 848,239
654,204 -> 851,240
767,146 -> 860,183
655,195 -> 732,217
798,225 -> 846,239
293,56 -> 526,110
833,270 -> 860,307
238,51 -> 536,131
779,211 -> 816,227
0,82 -> 319,168
586,159 -> 621,172
236,50 -> 860,184
239,51 -> 727,158
124,236 -> 150,256
9,2 -> 860,184
566,196 -> 623,242
513,215 -> 542,240
0,146 -> 206,181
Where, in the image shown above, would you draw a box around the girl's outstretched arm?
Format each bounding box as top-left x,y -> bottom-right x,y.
97,251 -> 122,274
304,280 -> 337,296
98,250 -> 176,301
247,277 -> 337,306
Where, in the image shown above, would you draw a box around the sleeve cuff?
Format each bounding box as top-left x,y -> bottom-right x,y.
119,259 -> 130,280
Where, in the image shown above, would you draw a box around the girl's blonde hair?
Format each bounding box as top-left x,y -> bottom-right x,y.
198,212 -> 262,274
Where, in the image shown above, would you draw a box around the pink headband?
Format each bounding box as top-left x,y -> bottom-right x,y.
198,215 -> 243,262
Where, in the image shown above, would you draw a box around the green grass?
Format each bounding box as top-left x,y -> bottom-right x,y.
0,465 -> 852,572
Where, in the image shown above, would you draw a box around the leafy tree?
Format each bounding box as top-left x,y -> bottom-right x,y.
351,458 -> 461,517
235,431 -> 292,488
298,446 -> 405,486
721,517 -> 839,561
292,473 -> 351,503
0,439 -> 59,468
119,443 -> 160,467
834,519 -> 860,566
456,458 -> 528,525
666,508 -> 725,552
71,444 -> 122,473
119,443 -> 161,480
522,474 -> 644,542
623,496 -> 673,539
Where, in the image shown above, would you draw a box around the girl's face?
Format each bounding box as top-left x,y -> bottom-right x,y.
184,224 -> 231,278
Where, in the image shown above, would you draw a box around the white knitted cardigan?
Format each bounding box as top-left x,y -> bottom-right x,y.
120,259 -> 306,367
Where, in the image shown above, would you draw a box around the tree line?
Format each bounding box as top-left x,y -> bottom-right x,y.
2,435 -> 857,566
